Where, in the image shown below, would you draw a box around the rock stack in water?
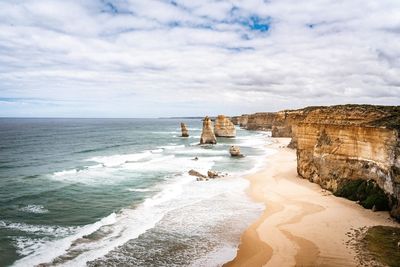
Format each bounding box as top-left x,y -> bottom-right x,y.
214,115 -> 236,137
200,116 -> 217,144
229,146 -> 243,157
181,123 -> 189,137
188,169 -> 224,181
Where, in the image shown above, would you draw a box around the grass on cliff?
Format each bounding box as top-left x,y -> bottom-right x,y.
334,180 -> 389,211
363,226 -> 400,267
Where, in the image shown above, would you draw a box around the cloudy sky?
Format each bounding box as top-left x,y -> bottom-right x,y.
0,0 -> 399,117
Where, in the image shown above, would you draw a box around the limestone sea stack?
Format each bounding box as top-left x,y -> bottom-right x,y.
214,115 -> 236,137
180,123 -> 189,137
200,116 -> 217,144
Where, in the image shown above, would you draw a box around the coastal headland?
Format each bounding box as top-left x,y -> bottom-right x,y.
226,104 -> 400,266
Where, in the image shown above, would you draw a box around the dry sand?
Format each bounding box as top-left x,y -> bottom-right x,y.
225,138 -> 398,267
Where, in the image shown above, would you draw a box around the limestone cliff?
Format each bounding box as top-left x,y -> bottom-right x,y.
214,115 -> 236,137
200,116 -> 217,144
271,109 -> 312,138
246,112 -> 276,130
294,105 -> 400,220
234,109 -> 311,137
231,105 -> 400,220
231,114 -> 249,128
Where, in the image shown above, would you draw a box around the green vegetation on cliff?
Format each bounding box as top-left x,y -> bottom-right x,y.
334,179 -> 390,211
363,226 -> 400,267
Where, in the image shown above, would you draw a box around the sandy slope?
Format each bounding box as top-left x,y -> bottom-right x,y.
225,138 -> 397,267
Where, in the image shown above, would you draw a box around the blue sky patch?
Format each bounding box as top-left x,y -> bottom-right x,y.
246,16 -> 270,32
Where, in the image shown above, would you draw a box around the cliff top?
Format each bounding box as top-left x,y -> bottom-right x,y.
234,104 -> 400,130
299,105 -> 400,130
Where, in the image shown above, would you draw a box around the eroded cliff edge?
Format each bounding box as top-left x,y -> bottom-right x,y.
233,105 -> 400,221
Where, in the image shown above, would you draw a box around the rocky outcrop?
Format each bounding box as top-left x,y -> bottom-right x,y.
189,169 -> 224,181
207,170 -> 220,178
181,123 -> 189,137
188,169 -> 206,179
214,115 -> 236,137
200,116 -> 217,144
229,146 -> 243,157
232,114 -> 249,128
294,105 -> 400,220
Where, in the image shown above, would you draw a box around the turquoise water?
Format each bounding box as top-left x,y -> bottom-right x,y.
0,118 -> 271,266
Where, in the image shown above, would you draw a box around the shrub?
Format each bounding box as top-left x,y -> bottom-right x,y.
334,179 -> 389,211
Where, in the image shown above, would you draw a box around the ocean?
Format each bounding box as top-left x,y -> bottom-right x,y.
0,118 -> 272,267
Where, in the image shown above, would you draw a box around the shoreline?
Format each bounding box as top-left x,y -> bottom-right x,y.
225,138 -> 398,266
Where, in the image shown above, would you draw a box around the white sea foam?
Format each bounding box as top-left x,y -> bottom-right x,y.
13,212 -> 118,267
13,175 -> 196,267
50,165 -> 115,184
19,205 -> 49,214
189,245 -> 238,267
127,188 -> 152,192
157,144 -> 185,150
49,147 -> 221,185
19,129 -> 273,266
123,155 -> 220,174
172,148 -> 228,156
13,175 -> 262,266
53,169 -> 78,177
150,148 -> 163,153
88,151 -> 153,167
238,132 -> 272,147
0,220 -> 76,236
12,237 -> 47,256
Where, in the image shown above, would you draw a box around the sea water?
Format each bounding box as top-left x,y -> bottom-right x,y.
0,118 -> 272,267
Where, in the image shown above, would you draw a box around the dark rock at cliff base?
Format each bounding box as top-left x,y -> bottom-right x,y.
390,205 -> 400,221
334,179 -> 390,211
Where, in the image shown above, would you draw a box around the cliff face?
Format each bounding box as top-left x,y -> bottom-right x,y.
200,116 -> 217,144
233,105 -> 400,220
232,114 -> 249,128
271,110 -> 312,138
246,112 -> 276,130
233,110 -> 309,138
294,105 -> 400,219
214,115 -> 236,137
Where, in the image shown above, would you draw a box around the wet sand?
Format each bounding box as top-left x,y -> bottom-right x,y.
225,138 -> 397,267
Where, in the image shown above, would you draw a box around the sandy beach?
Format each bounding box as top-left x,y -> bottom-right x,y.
225,138 -> 398,267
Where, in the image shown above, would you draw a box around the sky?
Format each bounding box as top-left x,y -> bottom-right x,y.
0,0 -> 399,118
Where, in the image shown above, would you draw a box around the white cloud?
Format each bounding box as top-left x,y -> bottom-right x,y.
0,0 -> 399,117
